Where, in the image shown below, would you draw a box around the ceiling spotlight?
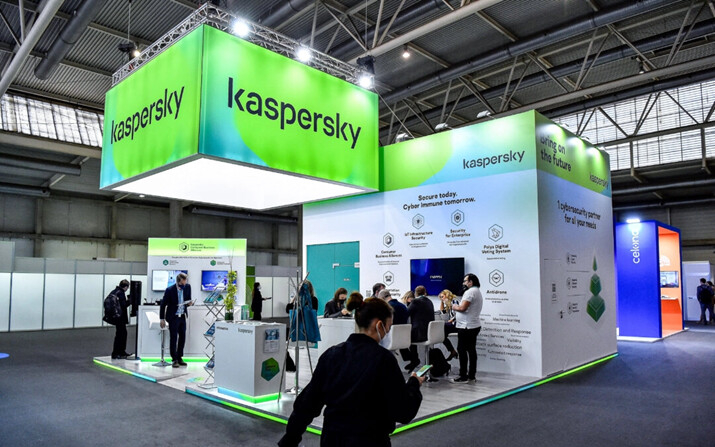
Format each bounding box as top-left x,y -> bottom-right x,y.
131,46 -> 141,58
358,73 -> 374,89
395,132 -> 411,143
402,45 -> 411,59
625,218 -> 641,224
232,19 -> 250,38
296,46 -> 312,63
435,122 -> 451,132
476,110 -> 492,119
117,41 -> 136,55
139,194 -> 145,198
638,61 -> 645,74
356,55 -> 375,75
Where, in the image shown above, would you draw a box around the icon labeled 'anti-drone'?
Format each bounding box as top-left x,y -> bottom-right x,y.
488,224 -> 503,242
383,233 -> 394,248
451,210 -> 464,226
412,214 -> 425,229
383,271 -> 394,286
489,269 -> 504,287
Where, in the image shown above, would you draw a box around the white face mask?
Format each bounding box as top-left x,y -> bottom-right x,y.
377,321 -> 392,348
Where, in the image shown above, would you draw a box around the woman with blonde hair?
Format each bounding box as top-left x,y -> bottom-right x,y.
439,289 -> 459,361
400,290 -> 415,306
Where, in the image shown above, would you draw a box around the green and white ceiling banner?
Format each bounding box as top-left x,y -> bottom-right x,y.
101,25 -> 378,210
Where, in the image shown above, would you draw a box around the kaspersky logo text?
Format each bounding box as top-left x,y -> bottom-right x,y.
227,77 -> 362,149
110,87 -> 185,143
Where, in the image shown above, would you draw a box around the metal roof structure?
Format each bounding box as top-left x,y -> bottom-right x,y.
0,0 -> 714,214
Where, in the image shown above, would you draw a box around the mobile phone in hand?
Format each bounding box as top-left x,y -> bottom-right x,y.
415,364 -> 432,377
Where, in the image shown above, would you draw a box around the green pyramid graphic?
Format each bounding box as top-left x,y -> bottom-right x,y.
587,255 -> 605,322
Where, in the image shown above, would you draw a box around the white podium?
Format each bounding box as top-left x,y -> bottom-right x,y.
214,321 -> 286,402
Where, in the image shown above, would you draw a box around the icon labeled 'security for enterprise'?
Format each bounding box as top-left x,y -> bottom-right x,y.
451,210 -> 464,226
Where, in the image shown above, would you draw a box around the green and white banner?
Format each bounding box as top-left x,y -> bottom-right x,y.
101,25 -> 378,191
147,238 -> 247,257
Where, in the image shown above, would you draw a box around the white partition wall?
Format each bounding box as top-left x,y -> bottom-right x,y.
74,274 -> 104,328
10,273 -> 45,331
0,273 -> 11,331
43,274 -> 76,329
256,276 -> 273,318
272,277 -> 292,319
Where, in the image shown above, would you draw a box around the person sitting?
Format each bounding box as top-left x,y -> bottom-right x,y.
438,289 -> 459,361
404,285 -> 435,372
324,287 -> 350,318
278,294 -> 424,447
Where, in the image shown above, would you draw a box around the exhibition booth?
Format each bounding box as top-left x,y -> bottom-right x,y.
615,221 -> 684,340
94,9 -> 618,435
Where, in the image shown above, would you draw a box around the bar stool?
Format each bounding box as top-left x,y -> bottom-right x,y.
147,311 -> 171,367
411,320 -> 445,381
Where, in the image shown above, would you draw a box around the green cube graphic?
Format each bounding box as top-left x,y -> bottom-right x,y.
590,274 -> 602,296
261,357 -> 280,382
587,295 -> 605,322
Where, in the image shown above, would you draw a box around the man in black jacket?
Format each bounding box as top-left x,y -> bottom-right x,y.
111,279 -> 131,359
160,273 -> 192,367
405,285 -> 435,371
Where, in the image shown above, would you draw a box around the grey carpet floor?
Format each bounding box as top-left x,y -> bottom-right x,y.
0,326 -> 713,446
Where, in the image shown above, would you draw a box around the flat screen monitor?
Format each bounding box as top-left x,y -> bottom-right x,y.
151,270 -> 188,292
201,270 -> 235,292
660,271 -> 679,288
410,257 -> 465,296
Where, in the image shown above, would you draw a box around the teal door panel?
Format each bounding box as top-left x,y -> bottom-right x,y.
307,242 -> 359,315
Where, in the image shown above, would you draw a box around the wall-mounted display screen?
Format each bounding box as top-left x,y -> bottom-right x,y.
660,271 -> 679,288
201,270 -> 235,291
151,270 -> 188,292
410,257 -> 465,296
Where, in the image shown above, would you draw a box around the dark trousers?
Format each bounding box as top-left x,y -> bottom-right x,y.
252,311 -> 262,321
443,322 -> 458,353
699,301 -> 714,323
168,316 -> 187,361
112,323 -> 127,356
457,326 -> 481,380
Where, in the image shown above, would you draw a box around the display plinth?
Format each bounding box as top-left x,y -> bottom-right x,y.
214,321 -> 286,401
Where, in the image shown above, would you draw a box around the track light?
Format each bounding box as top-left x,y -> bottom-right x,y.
296,46 -> 312,63
131,46 -> 141,58
395,132 -> 411,143
435,122 -> 451,132
476,110 -> 492,119
402,45 -> 411,59
638,61 -> 645,74
232,19 -> 250,38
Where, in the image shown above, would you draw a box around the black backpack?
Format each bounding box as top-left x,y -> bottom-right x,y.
102,292 -> 122,325
428,348 -> 451,377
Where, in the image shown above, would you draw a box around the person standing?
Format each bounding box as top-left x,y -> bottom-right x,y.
160,272 -> 192,368
405,285 -> 435,372
696,278 -> 714,325
278,295 -> 424,447
451,273 -> 483,384
111,279 -> 131,359
251,282 -> 270,321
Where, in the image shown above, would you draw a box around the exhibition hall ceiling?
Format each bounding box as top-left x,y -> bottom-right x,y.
0,0 -> 714,211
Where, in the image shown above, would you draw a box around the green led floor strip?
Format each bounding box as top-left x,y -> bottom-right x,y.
217,387 -> 280,404
392,352 -> 618,434
140,357 -> 208,363
93,359 -> 157,383
186,388 -> 322,435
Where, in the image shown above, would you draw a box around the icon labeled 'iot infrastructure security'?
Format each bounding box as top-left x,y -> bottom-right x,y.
412,214 -> 425,229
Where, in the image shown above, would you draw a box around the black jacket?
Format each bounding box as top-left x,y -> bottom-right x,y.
278,333 -> 422,447
323,300 -> 346,318
251,289 -> 263,313
113,286 -> 129,325
407,296 -> 435,342
159,284 -> 192,321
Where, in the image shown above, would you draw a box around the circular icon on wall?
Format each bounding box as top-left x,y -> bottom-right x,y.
210,260 -> 217,266
179,242 -> 189,252
162,260 -> 169,266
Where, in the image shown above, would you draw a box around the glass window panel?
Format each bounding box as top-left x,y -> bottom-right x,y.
27,98 -> 57,139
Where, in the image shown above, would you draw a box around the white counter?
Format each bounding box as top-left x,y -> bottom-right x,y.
214,320 -> 286,401
315,317 -> 356,359
136,304 -> 215,359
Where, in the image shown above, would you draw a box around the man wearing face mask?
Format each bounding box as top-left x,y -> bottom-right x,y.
160,272 -> 193,368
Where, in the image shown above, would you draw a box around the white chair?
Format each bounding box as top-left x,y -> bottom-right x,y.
411,320 -> 445,381
384,324 -> 411,352
146,311 -> 171,367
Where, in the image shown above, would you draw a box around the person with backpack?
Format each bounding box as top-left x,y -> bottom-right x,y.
110,279 -> 131,359
696,278 -> 714,325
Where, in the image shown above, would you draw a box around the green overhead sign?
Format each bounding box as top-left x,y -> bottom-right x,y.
101,25 -> 378,190
147,238 -> 246,257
